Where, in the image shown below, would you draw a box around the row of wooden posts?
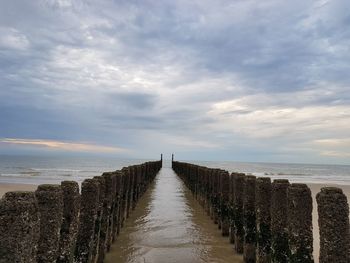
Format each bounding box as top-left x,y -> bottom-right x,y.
172,161 -> 350,263
0,160 -> 162,263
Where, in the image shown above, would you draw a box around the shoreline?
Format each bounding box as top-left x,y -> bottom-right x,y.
0,183 -> 38,197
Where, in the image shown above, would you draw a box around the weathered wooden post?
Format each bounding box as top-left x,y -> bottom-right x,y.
209,169 -> 215,220
213,169 -> 220,225
0,191 -> 40,263
91,176 -> 106,263
112,171 -> 122,242
287,183 -> 313,263
75,179 -> 99,263
117,172 -> 125,235
271,179 -> 290,263
36,184 -> 64,263
234,173 -> 245,254
107,173 -> 117,251
205,168 -> 211,215
229,173 -> 236,244
57,181 -> 80,263
243,175 -> 257,263
98,172 -> 114,261
220,171 -> 230,236
317,187 -> 350,263
256,177 -> 272,263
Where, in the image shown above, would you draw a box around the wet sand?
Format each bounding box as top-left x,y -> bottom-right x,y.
0,183 -> 37,197
1,172 -> 350,262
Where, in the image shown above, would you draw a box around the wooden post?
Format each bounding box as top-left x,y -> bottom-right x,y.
256,177 -> 272,263
0,191 -> 40,263
57,181 -> 80,263
287,183 -> 313,263
75,179 -> 99,263
234,173 -> 246,254
271,179 -> 290,263
243,175 -> 257,263
36,185 -> 64,263
317,187 -> 350,263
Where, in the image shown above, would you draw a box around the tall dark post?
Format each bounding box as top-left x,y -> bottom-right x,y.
0,191 -> 40,263
287,183 -> 313,263
220,171 -> 230,236
36,184 -> 64,263
75,179 -> 100,263
317,187 -> 350,263
243,175 -> 257,263
97,172 -> 114,262
271,179 -> 290,263
112,171 -> 122,242
234,173 -> 246,254
161,153 -> 163,162
57,181 -> 80,263
256,177 -> 272,263
229,173 -> 236,244
91,176 -> 106,263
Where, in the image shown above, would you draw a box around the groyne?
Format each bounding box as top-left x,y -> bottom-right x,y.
0,160 -> 161,263
172,161 -> 350,263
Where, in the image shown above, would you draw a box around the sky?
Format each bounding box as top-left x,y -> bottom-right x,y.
0,0 -> 350,164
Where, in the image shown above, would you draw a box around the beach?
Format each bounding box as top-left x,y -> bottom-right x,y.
0,183 -> 37,197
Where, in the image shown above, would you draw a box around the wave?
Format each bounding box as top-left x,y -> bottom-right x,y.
31,168 -> 82,173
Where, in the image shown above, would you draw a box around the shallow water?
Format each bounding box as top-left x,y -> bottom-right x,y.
105,166 -> 242,263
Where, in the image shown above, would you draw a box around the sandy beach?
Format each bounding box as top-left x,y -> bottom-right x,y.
1,182 -> 349,262
0,183 -> 37,197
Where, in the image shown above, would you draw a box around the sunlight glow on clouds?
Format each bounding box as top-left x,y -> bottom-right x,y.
0,138 -> 127,153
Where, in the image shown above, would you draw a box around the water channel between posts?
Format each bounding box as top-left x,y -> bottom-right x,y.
105,163 -> 243,263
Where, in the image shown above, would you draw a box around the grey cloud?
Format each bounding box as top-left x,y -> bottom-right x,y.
0,0 -> 350,163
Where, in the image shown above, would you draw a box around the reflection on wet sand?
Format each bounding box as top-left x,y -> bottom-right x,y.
105,167 -> 243,263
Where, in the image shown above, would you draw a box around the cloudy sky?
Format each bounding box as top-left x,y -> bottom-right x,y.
0,0 -> 349,164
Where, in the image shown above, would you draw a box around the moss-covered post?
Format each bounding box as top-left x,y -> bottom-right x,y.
317,187 -> 350,263
234,173 -> 245,254
127,167 -> 134,218
229,173 -> 236,244
271,179 -> 290,263
204,168 -> 210,215
121,167 -> 129,228
75,179 -> 99,263
57,181 -> 80,263
0,191 -> 40,263
117,172 -> 124,235
243,175 -> 257,263
36,184 -> 64,263
112,171 -> 122,242
97,172 -> 114,261
213,169 -> 220,225
209,169 -> 215,221
220,171 -> 230,236
256,177 -> 272,263
287,183 -> 313,263
91,176 -> 106,263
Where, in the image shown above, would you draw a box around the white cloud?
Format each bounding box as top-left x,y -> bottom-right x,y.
0,27 -> 29,50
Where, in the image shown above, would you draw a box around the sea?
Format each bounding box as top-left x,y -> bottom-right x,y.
0,155 -> 349,185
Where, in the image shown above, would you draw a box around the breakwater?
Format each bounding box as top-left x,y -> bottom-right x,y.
172,161 -> 350,263
0,160 -> 161,263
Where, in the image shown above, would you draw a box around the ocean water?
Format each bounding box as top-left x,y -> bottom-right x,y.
0,155 -> 349,185
0,155 -> 151,185
194,160 -> 350,185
